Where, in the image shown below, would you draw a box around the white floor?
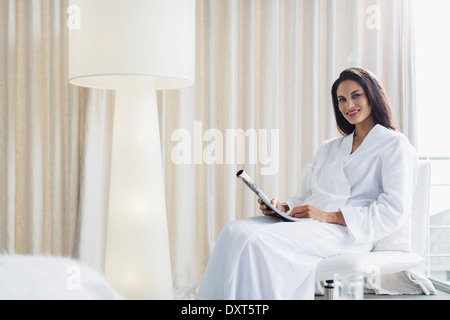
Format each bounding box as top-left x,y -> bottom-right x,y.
364,289 -> 450,300
315,289 -> 450,300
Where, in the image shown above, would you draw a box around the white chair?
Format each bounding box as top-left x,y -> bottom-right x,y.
315,161 -> 432,296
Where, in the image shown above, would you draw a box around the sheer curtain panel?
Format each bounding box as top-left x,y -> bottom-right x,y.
0,0 -> 114,272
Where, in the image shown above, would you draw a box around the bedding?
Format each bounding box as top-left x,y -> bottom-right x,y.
0,255 -> 124,300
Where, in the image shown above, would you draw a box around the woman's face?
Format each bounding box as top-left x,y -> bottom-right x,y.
337,80 -> 374,127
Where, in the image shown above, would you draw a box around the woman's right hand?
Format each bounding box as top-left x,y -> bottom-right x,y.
258,198 -> 286,216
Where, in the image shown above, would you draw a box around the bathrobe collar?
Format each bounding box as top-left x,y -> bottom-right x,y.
342,124 -> 385,156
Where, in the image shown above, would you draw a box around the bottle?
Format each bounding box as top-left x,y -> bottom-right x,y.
324,280 -> 334,300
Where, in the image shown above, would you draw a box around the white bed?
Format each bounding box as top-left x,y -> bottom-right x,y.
0,255 -> 124,300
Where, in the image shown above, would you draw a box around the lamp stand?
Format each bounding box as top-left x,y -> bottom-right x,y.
104,77 -> 173,299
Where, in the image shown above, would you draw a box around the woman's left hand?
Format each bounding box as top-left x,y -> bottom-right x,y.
289,205 -> 346,226
289,205 -> 327,221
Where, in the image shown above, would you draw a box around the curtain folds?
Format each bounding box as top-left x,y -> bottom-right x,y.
0,0 -> 416,298
0,0 -> 114,272
1,0 -> 76,255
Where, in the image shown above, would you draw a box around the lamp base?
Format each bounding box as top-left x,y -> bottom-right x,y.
105,77 -> 173,299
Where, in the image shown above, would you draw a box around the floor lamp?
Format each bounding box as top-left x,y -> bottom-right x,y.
68,0 -> 195,299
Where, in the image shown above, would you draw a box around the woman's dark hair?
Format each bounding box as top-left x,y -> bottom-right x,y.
331,68 -> 397,135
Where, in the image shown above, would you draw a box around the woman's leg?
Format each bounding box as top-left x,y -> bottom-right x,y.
197,216 -> 372,300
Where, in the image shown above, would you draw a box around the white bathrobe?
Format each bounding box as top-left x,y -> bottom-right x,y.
197,124 -> 419,300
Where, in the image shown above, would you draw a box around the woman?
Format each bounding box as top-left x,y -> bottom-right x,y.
196,68 -> 418,300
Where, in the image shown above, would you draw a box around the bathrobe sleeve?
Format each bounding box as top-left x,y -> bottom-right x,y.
340,135 -> 419,244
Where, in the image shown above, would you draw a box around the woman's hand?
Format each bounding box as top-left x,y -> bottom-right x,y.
289,204 -> 347,226
257,198 -> 287,216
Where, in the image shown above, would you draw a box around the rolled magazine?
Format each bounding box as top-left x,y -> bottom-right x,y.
236,170 -> 311,222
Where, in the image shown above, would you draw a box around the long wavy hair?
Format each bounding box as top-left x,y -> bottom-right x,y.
331,68 -> 397,135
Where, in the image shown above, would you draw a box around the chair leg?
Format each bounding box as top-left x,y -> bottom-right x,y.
324,280 -> 334,300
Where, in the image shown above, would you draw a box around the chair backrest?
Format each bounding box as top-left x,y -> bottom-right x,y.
411,161 -> 431,257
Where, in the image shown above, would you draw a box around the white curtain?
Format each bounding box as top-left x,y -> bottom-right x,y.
0,0 -> 416,299
0,0 -> 114,272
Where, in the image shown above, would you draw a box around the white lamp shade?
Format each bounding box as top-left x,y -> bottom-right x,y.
68,0 -> 195,90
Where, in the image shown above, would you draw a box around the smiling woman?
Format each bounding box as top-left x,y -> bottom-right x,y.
331,68 -> 396,137
336,82 -> 375,153
196,68 -> 421,300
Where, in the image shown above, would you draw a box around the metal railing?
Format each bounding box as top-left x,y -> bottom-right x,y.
419,156 -> 450,283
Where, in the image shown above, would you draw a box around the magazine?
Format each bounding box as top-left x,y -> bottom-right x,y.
236,170 -> 312,222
